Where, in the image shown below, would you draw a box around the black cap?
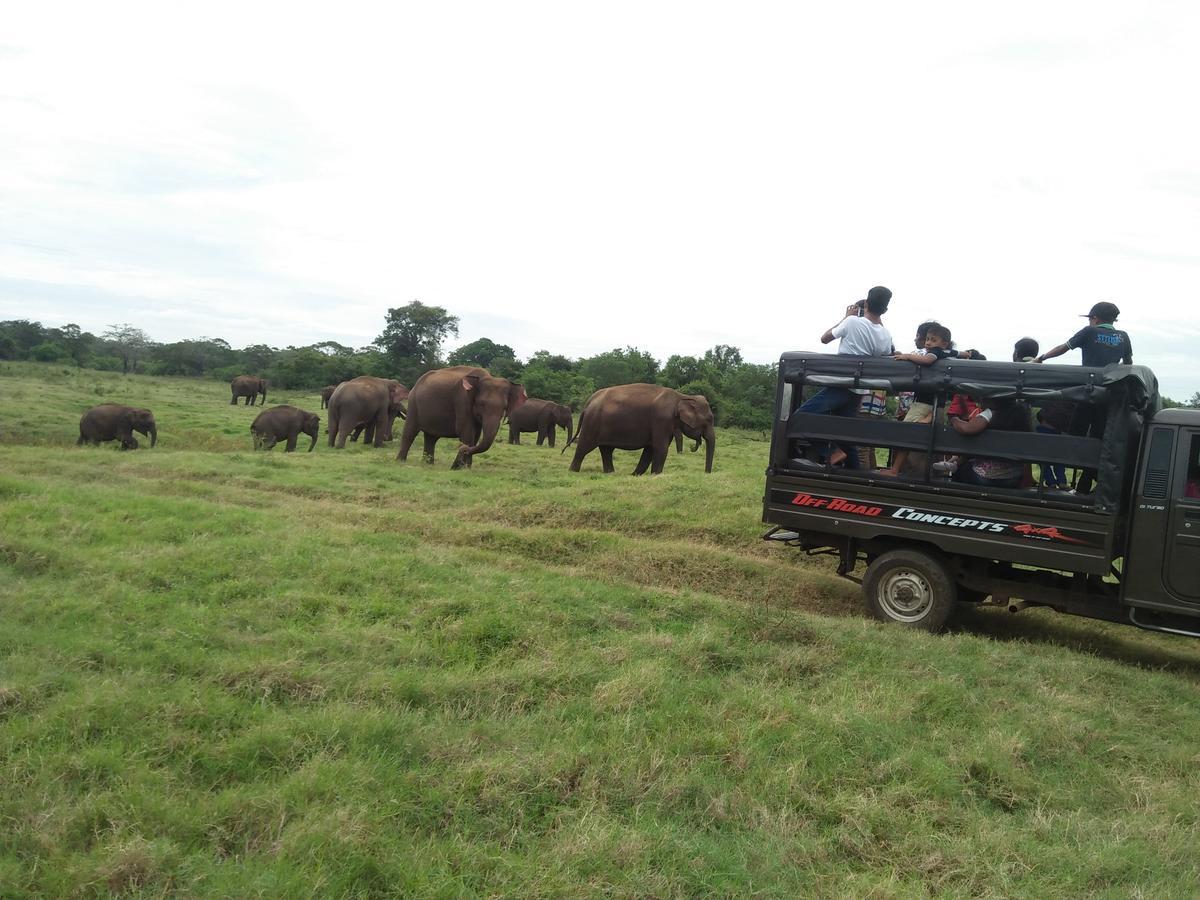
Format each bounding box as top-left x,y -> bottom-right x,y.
1082,301 -> 1120,321
863,286 -> 891,312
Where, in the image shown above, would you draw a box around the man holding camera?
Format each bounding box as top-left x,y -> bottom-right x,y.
796,285 -> 895,469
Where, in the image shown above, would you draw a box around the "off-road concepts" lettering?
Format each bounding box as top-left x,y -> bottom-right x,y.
891,507 -> 1007,533
791,493 -> 882,517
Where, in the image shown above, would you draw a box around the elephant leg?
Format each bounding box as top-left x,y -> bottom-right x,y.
599,446 -> 616,474
569,436 -> 596,471
230,395 -> 237,405
547,429 -> 556,448
509,425 -> 519,444
397,416 -> 419,461
632,447 -> 654,475
423,433 -> 439,464
285,433 -> 298,452
536,427 -> 546,446
372,410 -> 388,448
650,443 -> 669,474
335,422 -> 351,449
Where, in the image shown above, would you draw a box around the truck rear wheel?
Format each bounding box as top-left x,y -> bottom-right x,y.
863,549 -> 956,632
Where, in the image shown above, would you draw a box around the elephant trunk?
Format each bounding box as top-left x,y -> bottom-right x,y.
149,424 -> 158,448
703,425 -> 714,473
457,414 -> 503,465
690,436 -> 702,453
565,418 -> 573,445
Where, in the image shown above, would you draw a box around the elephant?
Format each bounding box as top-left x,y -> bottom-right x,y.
77,404 -> 157,449
397,366 -> 526,468
327,376 -> 410,448
230,375 -> 267,406
320,384 -> 340,409
349,400 -> 406,443
251,405 -> 320,452
567,384 -> 714,475
507,398 -> 573,447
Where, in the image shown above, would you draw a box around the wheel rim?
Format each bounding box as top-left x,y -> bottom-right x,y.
877,568 -> 935,623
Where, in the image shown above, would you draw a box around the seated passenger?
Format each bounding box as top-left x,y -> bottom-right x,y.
880,324 -> 956,477
944,398 -> 1033,488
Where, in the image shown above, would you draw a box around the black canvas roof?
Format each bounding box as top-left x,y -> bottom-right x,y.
778,353 -> 1159,412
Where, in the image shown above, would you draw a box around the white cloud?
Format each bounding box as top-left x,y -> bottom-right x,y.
3,0 -> 1199,398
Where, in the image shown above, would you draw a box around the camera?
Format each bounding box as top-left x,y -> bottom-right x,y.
855,300 -> 866,316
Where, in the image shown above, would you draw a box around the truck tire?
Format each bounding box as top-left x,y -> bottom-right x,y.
863,549 -> 956,632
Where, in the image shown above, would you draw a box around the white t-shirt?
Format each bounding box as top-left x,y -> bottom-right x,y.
830,316 -> 894,358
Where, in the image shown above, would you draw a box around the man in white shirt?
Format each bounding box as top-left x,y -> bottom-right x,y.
797,286 -> 895,469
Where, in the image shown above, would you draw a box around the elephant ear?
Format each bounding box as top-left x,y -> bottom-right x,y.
676,397 -> 704,430
390,382 -> 410,402
508,383 -> 528,413
461,374 -> 482,393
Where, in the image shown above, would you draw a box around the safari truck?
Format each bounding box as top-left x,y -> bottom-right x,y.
762,352 -> 1200,636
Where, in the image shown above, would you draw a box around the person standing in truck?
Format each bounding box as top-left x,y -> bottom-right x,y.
1034,301 -> 1132,368
796,285 -> 894,469
1034,301 -> 1133,494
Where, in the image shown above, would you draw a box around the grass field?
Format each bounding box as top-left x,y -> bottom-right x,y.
2,361 -> 1200,897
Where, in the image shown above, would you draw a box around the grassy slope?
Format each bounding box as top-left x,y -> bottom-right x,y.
1,361 -> 1199,897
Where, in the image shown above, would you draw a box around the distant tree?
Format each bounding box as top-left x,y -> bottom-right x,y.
102,323 -> 152,374
239,343 -> 279,372
150,337 -> 236,376
579,347 -> 659,389
702,344 -> 743,377
659,354 -> 701,389
527,350 -> 575,372
310,341 -> 355,357
1188,392 -> 1200,409
55,324 -> 95,366
447,337 -> 517,369
373,302 -> 459,382
488,354 -> 525,381
0,320 -> 47,358
30,341 -> 70,362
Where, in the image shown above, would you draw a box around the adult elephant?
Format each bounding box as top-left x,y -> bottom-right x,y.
319,384 -> 340,409
251,405 -> 320,452
567,384 -> 714,475
78,404 -> 157,450
397,366 -> 526,468
230,375 -> 267,406
327,376 -> 410,448
507,398 -> 573,447
349,400 -> 406,443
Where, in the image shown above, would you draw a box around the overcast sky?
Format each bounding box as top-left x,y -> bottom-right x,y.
4,1 -> 1199,398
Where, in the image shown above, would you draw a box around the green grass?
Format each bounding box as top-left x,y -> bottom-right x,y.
2,361 -> 1200,896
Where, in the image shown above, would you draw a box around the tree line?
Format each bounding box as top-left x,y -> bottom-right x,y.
8,305 -> 1196,424
1,303 -> 780,429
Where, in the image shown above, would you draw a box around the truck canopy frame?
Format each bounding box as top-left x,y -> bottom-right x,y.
773,355 -> 1160,514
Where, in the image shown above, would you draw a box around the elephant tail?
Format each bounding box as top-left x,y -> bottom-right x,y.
561,411 -> 583,454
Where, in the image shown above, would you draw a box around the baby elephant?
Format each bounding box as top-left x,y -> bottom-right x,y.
251,405 -> 320,452
78,404 -> 157,449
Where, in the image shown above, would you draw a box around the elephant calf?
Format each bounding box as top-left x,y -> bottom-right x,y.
251,405 -> 320,452
78,404 -> 157,450
231,375 -> 267,406
507,398 -> 573,448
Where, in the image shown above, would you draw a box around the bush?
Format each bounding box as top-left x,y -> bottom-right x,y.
30,342 -> 70,363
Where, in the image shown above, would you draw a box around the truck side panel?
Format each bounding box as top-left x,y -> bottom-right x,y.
765,474 -> 1116,575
